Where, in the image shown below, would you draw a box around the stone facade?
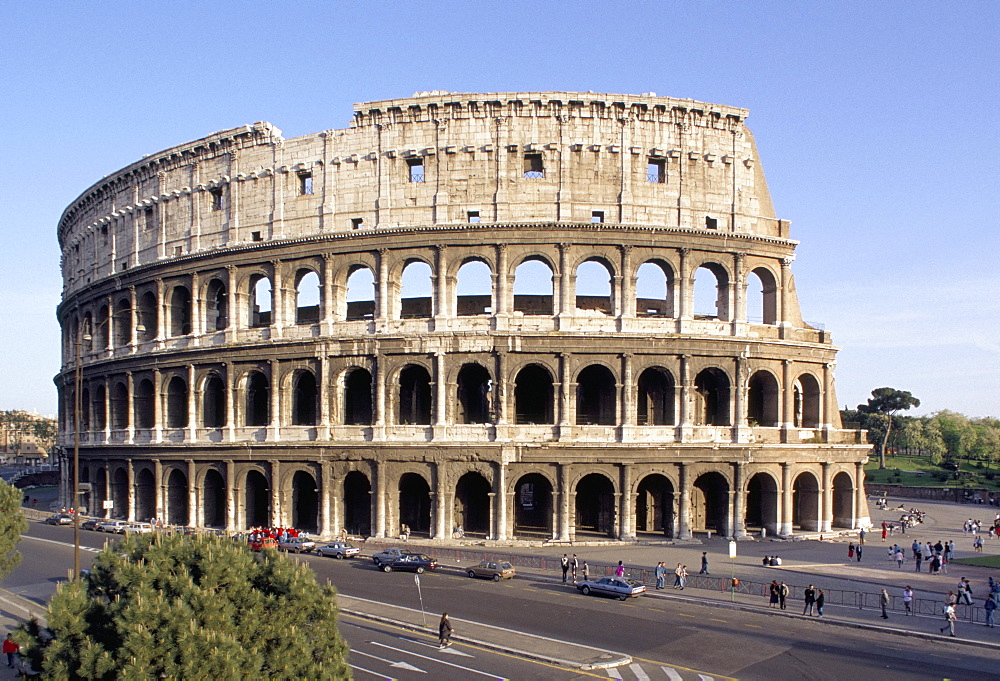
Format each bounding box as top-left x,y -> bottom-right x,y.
55,91 -> 870,540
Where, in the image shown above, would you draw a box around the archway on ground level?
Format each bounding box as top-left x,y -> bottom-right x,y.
454,472 -> 491,536
135,468 -> 155,522
203,469 -> 226,528
832,471 -> 854,528
244,470 -> 269,528
574,473 -> 615,537
291,470 -> 319,533
635,474 -> 674,537
111,468 -> 127,520
745,472 -> 779,535
344,471 -> 371,536
398,473 -> 431,536
166,469 -> 188,526
691,472 -> 729,533
513,473 -> 553,538
793,471 -> 821,531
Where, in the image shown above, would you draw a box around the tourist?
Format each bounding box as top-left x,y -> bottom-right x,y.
438,612 -> 454,648
561,554 -> 569,582
3,634 -> 19,669
879,588 -> 890,619
571,554 -> 579,582
582,561 -> 590,582
769,580 -> 780,608
940,602 -> 957,637
655,561 -> 666,590
779,581 -> 789,610
848,542 -> 855,560
700,551 -> 710,575
615,560 -> 625,578
816,589 -> 825,617
894,548 -> 904,568
803,584 -> 816,616
673,563 -> 683,588
902,586 -> 913,615
985,593 -> 997,628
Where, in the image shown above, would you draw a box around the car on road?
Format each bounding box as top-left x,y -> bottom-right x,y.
249,536 -> 279,551
371,547 -> 409,567
80,518 -> 102,531
466,560 -> 516,581
44,514 -> 73,526
122,522 -> 153,535
379,553 -> 437,574
95,520 -> 128,533
315,541 -> 361,559
576,576 -> 646,601
277,537 -> 316,553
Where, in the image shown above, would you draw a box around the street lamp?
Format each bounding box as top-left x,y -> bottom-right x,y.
72,330 -> 93,580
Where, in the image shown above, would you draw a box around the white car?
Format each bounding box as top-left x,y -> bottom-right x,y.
122,522 -> 153,535
96,520 -> 128,533
316,542 -> 361,559
277,537 -> 316,553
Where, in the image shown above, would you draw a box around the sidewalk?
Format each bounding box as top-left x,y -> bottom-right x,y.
0,591 -> 45,678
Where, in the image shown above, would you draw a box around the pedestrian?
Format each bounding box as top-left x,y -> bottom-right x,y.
940,603 -> 957,637
673,563 -> 683,589
856,544 -> 863,562
859,528 -> 866,545
438,612 -> 454,648
894,548 -> 904,568
985,593 -> 998,628
700,551 -> 710,575
914,550 -> 922,572
959,577 -> 973,605
561,554 -> 569,582
881,522 -> 888,542
816,589 -> 825,617
655,561 -> 666,590
615,560 -> 625,578
571,554 -> 579,582
679,565 -> 688,589
848,542 -> 855,559
769,580 -> 780,608
779,581 -> 789,610
803,584 -> 816,616
879,588 -> 890,619
582,561 -> 590,582
2,634 -> 18,669
902,586 -> 913,615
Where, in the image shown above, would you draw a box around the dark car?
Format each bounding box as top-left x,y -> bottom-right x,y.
80,518 -> 102,531
380,553 -> 437,573
466,560 -> 516,581
44,514 -> 73,526
576,576 -> 646,601
371,547 -> 409,567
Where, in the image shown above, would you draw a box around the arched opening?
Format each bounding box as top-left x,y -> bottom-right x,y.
82,313 -> 94,353
513,473 -> 553,538
96,305 -> 110,351
575,364 -> 616,425
166,376 -> 188,428
344,368 -> 373,425
134,378 -> 154,429
245,371 -> 269,427
636,260 -> 674,317
203,375 -> 226,428
292,371 -> 318,426
456,260 -> 492,316
456,364 -> 491,424
114,298 -> 132,346
398,473 -> 431,536
514,364 -> 554,424
637,367 -> 675,425
693,368 -> 731,426
398,365 -> 432,425
205,279 -> 228,331
692,472 -> 729,534
745,472 -> 779,535
249,275 -> 272,328
400,260 -> 433,319
92,385 -> 107,431
575,259 -> 612,314
343,471 -> 371,536
137,291 -> 157,341
795,373 -> 821,428
135,468 -> 155,522
693,264 -> 730,320
169,286 -> 192,337
345,266 -> 375,321
244,470 -> 270,528
110,382 -> 128,430
832,471 -> 854,528
635,474 -> 674,536
111,468 -> 127,519
291,470 -> 319,533
80,388 -> 90,431
166,469 -> 188,526
454,472 -> 491,536
746,267 -> 778,325
747,371 -> 779,427
94,467 -> 107,516
203,469 -> 226,528
513,258 -> 553,315
574,473 -> 615,537
793,471 -> 821,531
295,270 -> 321,325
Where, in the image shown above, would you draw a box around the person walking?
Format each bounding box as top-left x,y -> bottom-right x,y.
859,527 -> 866,545
894,548 -> 904,568
879,588 -> 890,619
769,580 -> 780,608
2,634 -> 19,669
582,561 -> 590,582
779,581 -> 789,610
902,586 -> 913,616
856,543 -> 863,562
655,561 -> 666,590
438,612 -> 454,648
803,584 -> 816,616
615,561 -> 625,578
571,554 -> 579,582
940,603 -> 957,637
816,589 -> 825,618
985,593 -> 997,628
561,554 -> 569,583
700,551 -> 710,575
848,542 -> 855,560
673,563 -> 683,589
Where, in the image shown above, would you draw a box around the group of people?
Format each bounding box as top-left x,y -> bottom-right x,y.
245,525 -> 306,543
761,555 -> 783,567
653,562 -> 690,590
559,554 -> 589,583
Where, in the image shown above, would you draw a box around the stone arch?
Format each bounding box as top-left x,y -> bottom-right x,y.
456,363 -> 492,424
747,370 -> 780,427
249,273 -> 272,328
514,363 -> 555,424
455,258 -> 493,317
398,364 -> 432,425
745,471 -> 779,535
692,262 -> 731,320
95,304 -> 110,351
574,472 -> 616,537
111,467 -> 128,519
291,370 -> 318,426
795,372 -> 822,429
245,370 -> 270,427
454,471 -> 491,536
398,472 -> 431,536
832,470 -> 854,528
244,469 -> 270,528
793,470 -> 821,531
134,378 -> 154,429
92,384 -> 107,431
635,259 -> 675,317
635,473 -> 675,536
400,259 -> 433,319
202,373 -> 226,428
512,472 -> 554,538
513,256 -> 554,315
135,467 -> 155,522
575,258 -> 613,315
746,266 -> 778,325
692,471 -> 730,534
205,278 -> 228,331
165,375 -> 188,428
136,290 -> 157,341
693,367 -> 731,426
165,468 -> 188,526
113,297 -> 132,346
294,268 -> 321,325
343,470 -> 371,536
344,367 -> 373,425
202,468 -> 226,528
168,285 -> 192,337
637,366 -> 675,425
80,387 -> 90,431
290,469 -> 319,533
94,466 -> 107,516
575,364 -> 616,425
345,264 -> 376,321
110,381 -> 128,429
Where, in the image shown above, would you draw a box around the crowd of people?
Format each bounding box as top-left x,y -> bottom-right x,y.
244,526 -> 307,543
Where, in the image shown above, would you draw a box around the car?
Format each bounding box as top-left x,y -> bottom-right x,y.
96,520 -> 128,533
277,536 -> 316,553
122,522 -> 153,535
44,514 -> 73,526
371,547 -> 409,567
379,553 -> 437,574
466,560 -> 516,582
80,518 -> 102,531
576,576 -> 646,601
315,541 -> 361,559
249,536 -> 278,551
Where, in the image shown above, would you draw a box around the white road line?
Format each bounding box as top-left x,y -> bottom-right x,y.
353,649 -> 426,673
606,667 -> 623,679
698,675 -> 714,681
398,635 -> 473,656
630,662 -> 651,681
661,666 -> 683,681
21,535 -> 100,552
370,641 -> 507,680
348,662 -> 397,680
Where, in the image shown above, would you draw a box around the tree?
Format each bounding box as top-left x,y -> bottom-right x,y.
20,533 -> 350,679
0,479 -> 27,579
857,387 -> 920,469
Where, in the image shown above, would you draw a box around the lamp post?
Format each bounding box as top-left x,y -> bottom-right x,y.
72,330 -> 94,580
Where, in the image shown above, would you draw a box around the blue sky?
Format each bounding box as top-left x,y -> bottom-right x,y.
1,1 -> 997,418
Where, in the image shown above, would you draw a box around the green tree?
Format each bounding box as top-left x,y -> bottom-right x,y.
857,388 -> 920,469
0,479 -> 27,579
20,533 -> 350,679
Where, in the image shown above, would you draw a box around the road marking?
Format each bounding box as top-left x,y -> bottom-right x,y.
354,648 -> 426,672
661,667 -> 683,681
708,618 -> 726,623
605,667 -> 622,679
650,607 -> 665,612
21,535 -> 100,552
744,624 -> 762,628
676,613 -> 695,618
698,675 -> 715,681
399,636 -> 473,657
349,663 -> 397,680
370,641 -> 507,680
629,662 -> 651,680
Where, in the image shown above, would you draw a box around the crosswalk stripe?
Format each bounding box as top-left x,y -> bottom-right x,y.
606,667 -> 623,679
698,675 -> 714,681
630,662 -> 651,681
661,666 -> 683,681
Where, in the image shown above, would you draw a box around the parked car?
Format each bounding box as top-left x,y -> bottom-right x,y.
466,560 -> 516,582
316,541 -> 360,559
249,536 -> 279,551
379,553 -> 437,573
44,514 -> 73,526
277,537 -> 316,553
95,520 -> 128,533
122,522 -> 153,535
576,576 -> 646,601
371,547 -> 409,567
80,518 -> 102,531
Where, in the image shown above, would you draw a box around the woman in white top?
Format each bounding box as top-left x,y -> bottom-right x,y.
902,586 -> 913,615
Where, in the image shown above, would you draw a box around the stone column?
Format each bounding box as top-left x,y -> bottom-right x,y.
779,257 -> 792,337
621,353 -> 634,441
781,359 -> 795,441
152,367 -> 162,443
224,362 -> 235,443
126,459 -> 135,522
733,252 -> 747,323
103,467 -> 111,519
374,460 -> 387,538
494,462 -> 507,540
225,459 -> 236,532
319,355 -> 330,440
187,459 -> 198,527
270,260 -> 284,335
322,253 -> 335,334
821,462 -> 833,533
556,243 -> 572,328
558,352 -> 572,432
434,351 -> 447,436
269,459 -> 281,527
558,463 -> 571,541
677,462 -> 691,540
733,355 -> 745,443
154,459 -> 164,520
268,359 -> 280,442
125,371 -> 135,444
732,461 -> 746,538
822,362 -> 835,432
780,462 -> 793,535
677,248 -> 691,329
433,244 -> 449,330
320,462 -> 332,538
190,271 -> 202,341
618,464 -> 633,540
187,364 -> 197,442
494,243 -> 509,327
494,351 -> 507,427
376,248 -> 389,330
374,356 -> 386,441
619,245 -> 634,321
128,286 -> 139,348
854,461 -> 870,529
678,354 -> 692,440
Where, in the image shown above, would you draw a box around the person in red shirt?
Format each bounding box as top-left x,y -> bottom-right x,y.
3,633 -> 20,668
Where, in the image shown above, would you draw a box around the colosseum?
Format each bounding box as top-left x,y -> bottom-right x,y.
56,90 -> 870,542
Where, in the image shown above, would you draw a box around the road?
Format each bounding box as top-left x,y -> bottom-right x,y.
10,522 -> 1000,680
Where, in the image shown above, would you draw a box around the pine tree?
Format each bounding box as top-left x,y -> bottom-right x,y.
0,479 -> 27,579
20,532 -> 350,679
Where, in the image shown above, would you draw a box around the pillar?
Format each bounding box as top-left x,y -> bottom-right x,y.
374,460 -> 387,538
779,462 -> 793,535
732,461 -> 746,538
558,463 -> 571,541
619,464 -> 633,540
225,459 -> 236,532
782,359 -> 795,437
320,462 -> 332,538
677,462 -> 691,540
126,459 -> 135,522
494,462 -> 507,540
187,459 -> 197,527
821,462 -> 833,533
854,460 -> 870,529
494,243 -> 509,327
269,459 -> 281,527
154,459 -> 164,520
103,466 -> 111,519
